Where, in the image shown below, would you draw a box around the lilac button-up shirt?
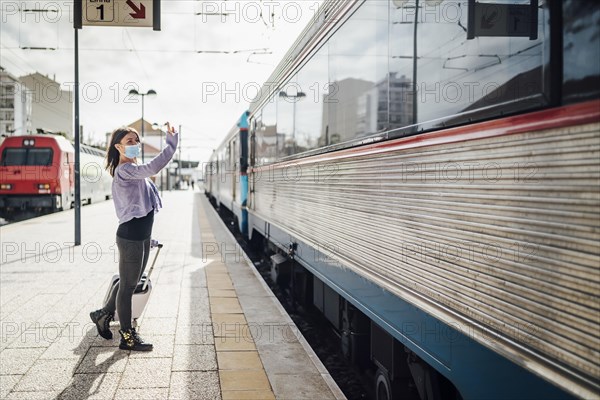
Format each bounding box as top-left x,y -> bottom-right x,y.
112,133 -> 178,225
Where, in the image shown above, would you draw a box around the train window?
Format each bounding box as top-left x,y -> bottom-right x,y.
398,0 -> 550,131
295,45 -> 329,150
1,148 -> 26,166
1,148 -> 53,166
28,149 -> 53,165
562,0 -> 600,103
389,1 -> 417,131
327,1 -> 389,142
255,99 -> 278,165
254,0 -> 559,162
232,138 -> 239,174
276,75 -> 298,157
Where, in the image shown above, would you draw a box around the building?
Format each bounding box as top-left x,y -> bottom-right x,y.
19,72 -> 73,138
0,67 -> 31,136
388,73 -> 414,130
357,72 -> 414,135
316,74 -> 415,146
319,78 -> 374,146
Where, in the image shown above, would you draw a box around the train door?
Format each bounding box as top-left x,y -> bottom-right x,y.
216,152 -> 221,205
232,137 -> 238,203
245,118 -> 256,209
205,158 -> 212,194
240,126 -> 248,205
248,117 -> 256,211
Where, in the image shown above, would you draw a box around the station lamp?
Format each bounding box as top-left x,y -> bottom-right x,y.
128,89 -> 157,162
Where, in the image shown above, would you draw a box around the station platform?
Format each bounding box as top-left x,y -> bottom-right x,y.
0,191 -> 345,400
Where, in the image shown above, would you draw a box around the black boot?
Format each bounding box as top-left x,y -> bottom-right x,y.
119,328 -> 153,351
89,309 -> 114,340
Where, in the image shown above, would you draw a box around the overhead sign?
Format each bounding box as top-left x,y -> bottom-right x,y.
467,0 -> 537,40
75,0 -> 160,30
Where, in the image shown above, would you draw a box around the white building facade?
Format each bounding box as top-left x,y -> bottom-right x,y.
0,67 -> 32,136
19,72 -> 73,138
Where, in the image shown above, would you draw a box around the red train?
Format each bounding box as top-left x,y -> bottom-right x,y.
0,134 -> 111,220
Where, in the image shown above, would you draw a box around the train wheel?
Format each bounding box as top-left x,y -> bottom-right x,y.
376,368 -> 393,400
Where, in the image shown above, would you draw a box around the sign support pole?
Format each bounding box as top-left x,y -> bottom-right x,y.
74,0 -> 82,245
74,26 -> 81,246
153,0 -> 160,30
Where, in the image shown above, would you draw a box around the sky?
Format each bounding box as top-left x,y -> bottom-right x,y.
1,0 -> 323,164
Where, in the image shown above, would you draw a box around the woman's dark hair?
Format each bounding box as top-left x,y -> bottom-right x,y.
106,127 -> 139,177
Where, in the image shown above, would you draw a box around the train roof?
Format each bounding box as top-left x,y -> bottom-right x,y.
0,135 -> 106,156
1,134 -> 74,152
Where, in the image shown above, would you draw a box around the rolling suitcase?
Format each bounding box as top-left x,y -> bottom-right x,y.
103,242 -> 163,327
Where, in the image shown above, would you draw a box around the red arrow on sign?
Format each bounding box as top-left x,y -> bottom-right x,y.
126,0 -> 146,19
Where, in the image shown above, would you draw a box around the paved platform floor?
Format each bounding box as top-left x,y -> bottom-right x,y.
0,191 -> 345,400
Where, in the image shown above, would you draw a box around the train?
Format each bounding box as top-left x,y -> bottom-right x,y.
0,133 -> 112,220
205,0 -> 600,399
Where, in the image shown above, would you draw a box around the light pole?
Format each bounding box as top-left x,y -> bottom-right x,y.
129,89 -> 157,163
279,90 -> 305,154
392,0 -> 433,125
152,122 -> 166,195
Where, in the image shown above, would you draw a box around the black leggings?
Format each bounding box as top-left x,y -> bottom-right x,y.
103,236 -> 151,330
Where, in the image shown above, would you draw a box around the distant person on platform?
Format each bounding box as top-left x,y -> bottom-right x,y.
191,180 -> 195,191
90,123 -> 178,351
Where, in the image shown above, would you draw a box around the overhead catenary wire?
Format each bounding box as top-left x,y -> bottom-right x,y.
1,45 -> 41,74
123,29 -> 151,82
4,46 -> 272,55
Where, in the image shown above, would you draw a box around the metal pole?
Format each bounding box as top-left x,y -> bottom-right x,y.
74,27 -> 81,246
141,94 -> 145,163
412,0 -> 419,125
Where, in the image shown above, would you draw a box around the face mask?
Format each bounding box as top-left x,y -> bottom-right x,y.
124,144 -> 141,158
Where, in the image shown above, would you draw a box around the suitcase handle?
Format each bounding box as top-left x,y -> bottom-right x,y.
141,243 -> 162,292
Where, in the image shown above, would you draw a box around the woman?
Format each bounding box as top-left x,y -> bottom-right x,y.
90,123 -> 178,351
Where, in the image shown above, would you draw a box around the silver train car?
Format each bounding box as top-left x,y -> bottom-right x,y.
205,113 -> 249,234
206,0 -> 600,398
79,143 -> 112,206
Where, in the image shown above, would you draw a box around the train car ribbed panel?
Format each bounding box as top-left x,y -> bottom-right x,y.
250,122 -> 600,396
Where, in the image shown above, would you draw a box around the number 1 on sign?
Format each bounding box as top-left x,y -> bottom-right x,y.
96,5 -> 104,20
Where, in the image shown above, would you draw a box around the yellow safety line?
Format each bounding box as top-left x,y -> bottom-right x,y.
197,203 -> 276,400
